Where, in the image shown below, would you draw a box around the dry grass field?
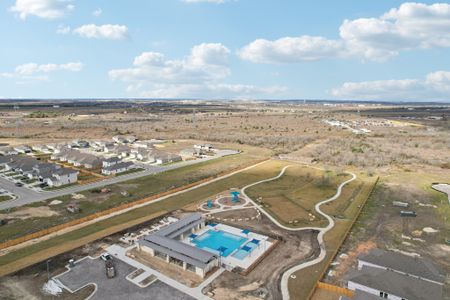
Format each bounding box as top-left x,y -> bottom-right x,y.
0,101 -> 448,299
245,164 -> 352,227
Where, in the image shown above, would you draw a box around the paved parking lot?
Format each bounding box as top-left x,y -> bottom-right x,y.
55,257 -> 194,300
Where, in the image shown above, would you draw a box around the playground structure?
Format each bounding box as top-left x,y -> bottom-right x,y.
230,190 -> 241,203
198,189 -> 251,213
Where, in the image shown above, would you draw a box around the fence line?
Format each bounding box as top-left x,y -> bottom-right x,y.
316,281 -> 354,297
306,176 -> 380,300
0,158 -> 269,250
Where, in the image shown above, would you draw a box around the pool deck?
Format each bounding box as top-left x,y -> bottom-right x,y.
182,223 -> 272,270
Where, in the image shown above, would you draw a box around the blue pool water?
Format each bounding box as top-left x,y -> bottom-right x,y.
192,230 -> 247,257
232,241 -> 259,260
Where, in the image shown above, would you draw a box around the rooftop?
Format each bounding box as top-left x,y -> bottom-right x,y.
348,266 -> 443,300
359,248 -> 445,283
140,213 -> 217,269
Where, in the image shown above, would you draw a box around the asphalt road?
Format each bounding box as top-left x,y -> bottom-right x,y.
0,150 -> 238,210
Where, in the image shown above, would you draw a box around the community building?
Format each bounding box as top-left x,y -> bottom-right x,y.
138,213 -> 219,278
138,213 -> 273,278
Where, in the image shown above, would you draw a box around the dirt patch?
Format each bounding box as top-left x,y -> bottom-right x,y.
332,239 -> 377,280
128,248 -> 205,287
211,208 -> 259,220
0,206 -> 59,220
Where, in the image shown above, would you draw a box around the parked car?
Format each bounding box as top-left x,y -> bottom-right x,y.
15,182 -> 23,187
100,253 -> 112,261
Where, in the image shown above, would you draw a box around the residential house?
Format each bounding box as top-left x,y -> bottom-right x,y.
79,155 -> 102,169
114,145 -> 132,158
5,156 -> 39,173
151,152 -> 182,165
26,162 -> 60,179
134,139 -> 163,148
180,148 -> 205,160
102,161 -> 135,175
344,249 -> 444,300
0,155 -> 16,167
112,135 -> 136,144
31,144 -> 51,153
46,168 -> 79,187
130,148 -> 151,161
102,156 -> 121,168
0,147 -> 18,156
194,144 -> 214,152
103,143 -> 116,153
13,145 -> 32,154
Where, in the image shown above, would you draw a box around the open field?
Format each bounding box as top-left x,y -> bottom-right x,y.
0,159 -> 289,277
0,145 -> 270,243
245,165 -> 353,227
282,171 -> 378,299
321,166 -> 450,299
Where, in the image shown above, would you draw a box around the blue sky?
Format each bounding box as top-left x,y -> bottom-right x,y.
1,0 -> 450,101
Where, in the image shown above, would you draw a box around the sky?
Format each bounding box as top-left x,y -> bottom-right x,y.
1,0 -> 450,101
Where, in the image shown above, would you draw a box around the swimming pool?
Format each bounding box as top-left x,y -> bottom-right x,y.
192,230 -> 247,257
232,241 -> 259,260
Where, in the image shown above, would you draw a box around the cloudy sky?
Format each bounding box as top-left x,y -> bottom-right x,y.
1,0 -> 450,101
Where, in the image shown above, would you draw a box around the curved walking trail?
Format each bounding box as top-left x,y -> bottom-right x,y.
241,165 -> 356,300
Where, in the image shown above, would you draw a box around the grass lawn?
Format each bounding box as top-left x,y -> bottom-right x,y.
0,147 -> 271,243
115,167 -> 145,176
287,173 -> 378,300
0,195 -> 12,202
246,165 -> 351,227
0,159 -> 287,276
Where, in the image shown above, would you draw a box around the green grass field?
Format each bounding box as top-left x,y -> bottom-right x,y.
245,165 -> 352,227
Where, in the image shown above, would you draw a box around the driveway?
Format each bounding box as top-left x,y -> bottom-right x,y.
0,150 -> 238,210
55,257 -> 194,300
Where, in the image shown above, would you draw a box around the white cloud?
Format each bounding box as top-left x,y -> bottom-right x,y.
240,2 -> 450,63
109,43 -> 285,98
330,71 -> 450,101
109,43 -> 231,84
56,24 -> 70,34
239,36 -> 345,63
1,62 -> 83,81
73,24 -> 128,40
92,8 -> 102,17
10,0 -> 74,20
